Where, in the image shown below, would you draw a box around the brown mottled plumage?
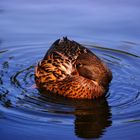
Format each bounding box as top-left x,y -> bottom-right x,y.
35,37 -> 112,99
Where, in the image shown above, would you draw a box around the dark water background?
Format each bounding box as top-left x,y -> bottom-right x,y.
0,0 -> 140,139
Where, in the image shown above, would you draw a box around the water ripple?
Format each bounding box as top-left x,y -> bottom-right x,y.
0,42 -> 140,139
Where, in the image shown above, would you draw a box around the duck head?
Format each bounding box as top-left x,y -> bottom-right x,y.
35,37 -> 112,99
75,51 -> 112,89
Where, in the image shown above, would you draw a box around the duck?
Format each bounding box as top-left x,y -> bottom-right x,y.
35,37 -> 112,99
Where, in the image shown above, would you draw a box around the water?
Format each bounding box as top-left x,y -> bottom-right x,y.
0,0 -> 140,139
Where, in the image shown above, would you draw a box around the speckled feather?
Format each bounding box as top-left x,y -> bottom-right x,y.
35,37 -> 112,99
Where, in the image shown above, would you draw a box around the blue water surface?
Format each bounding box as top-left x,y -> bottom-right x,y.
0,0 -> 140,140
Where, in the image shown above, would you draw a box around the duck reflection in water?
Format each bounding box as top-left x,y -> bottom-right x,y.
39,93 -> 112,139
74,98 -> 112,138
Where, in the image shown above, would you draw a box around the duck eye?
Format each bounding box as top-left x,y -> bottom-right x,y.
76,63 -> 83,68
